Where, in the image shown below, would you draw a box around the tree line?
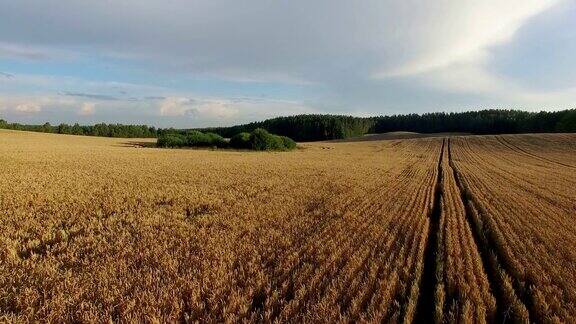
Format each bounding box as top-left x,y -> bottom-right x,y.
371,109 -> 576,134
199,109 -> 576,141
197,115 -> 374,141
0,120 -> 159,138
2,109 -> 575,141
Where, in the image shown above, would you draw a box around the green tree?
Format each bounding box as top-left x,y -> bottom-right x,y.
230,132 -> 251,149
71,123 -> 84,135
556,110 -> 576,132
42,122 -> 53,133
57,123 -> 72,134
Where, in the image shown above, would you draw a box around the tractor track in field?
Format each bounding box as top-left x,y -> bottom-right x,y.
447,138 -> 533,323
416,137 -> 535,323
413,138 -> 444,322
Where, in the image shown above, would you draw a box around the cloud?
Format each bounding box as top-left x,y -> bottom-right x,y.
157,96 -> 317,125
15,102 -> 42,113
0,0 -> 573,122
184,102 -> 238,120
374,1 -> 559,78
63,92 -> 169,102
79,102 -> 96,115
159,97 -> 192,117
0,94 -> 90,118
63,92 -> 122,101
407,51 -> 576,109
0,72 -> 14,79
0,42 -> 52,60
0,1 -> 561,82
0,71 -> 313,126
159,97 -> 238,119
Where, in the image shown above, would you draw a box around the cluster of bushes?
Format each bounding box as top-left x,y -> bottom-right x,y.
229,129 -> 296,150
157,128 -> 296,151
157,131 -> 228,148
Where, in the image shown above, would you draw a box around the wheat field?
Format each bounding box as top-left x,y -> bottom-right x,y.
1,130 -> 575,323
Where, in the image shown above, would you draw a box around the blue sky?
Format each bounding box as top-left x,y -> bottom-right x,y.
0,0 -> 575,127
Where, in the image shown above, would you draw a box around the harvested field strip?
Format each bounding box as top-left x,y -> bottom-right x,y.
449,135 -> 576,321
496,135 -> 576,169
264,139 -> 442,322
413,137 -> 511,323
446,139 -> 528,323
453,137 -> 576,235
459,136 -> 576,209
413,138 -> 444,323
503,134 -> 576,164
419,138 -> 497,323
3,130 -> 576,322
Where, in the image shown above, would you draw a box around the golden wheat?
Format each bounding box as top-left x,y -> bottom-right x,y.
434,141 -> 496,323
1,129 -> 575,323
450,134 -> 576,322
0,130 -> 440,322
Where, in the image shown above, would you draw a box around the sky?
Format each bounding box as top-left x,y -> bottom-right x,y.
0,0 -> 575,128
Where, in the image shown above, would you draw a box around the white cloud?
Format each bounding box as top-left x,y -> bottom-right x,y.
409,52 -> 576,109
0,42 -> 51,60
365,0 -> 570,109
375,1 -> 559,78
183,101 -> 238,119
0,70 -> 318,126
0,1 -> 561,83
412,55 -> 505,95
15,102 -> 41,113
0,0 -> 572,121
159,96 -> 309,121
0,95 -> 85,117
79,102 -> 96,115
159,97 -> 193,117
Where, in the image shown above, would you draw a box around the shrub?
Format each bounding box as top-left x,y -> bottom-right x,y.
157,134 -> 187,147
183,131 -> 228,148
186,131 -> 212,147
205,132 -> 228,148
158,129 -> 295,151
249,128 -> 295,151
230,132 -> 251,149
280,136 -> 297,150
271,135 -> 286,150
249,128 -> 277,151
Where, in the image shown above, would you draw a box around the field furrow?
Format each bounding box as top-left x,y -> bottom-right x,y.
430,139 -> 497,323
2,130 -> 575,322
450,134 -> 576,322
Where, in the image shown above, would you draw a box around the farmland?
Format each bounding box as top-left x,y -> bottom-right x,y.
0,129 -> 575,322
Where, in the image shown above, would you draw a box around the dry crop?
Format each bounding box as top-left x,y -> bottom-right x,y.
1,129 -> 575,323
0,130 -> 441,322
449,134 -> 576,322
432,140 -> 496,323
